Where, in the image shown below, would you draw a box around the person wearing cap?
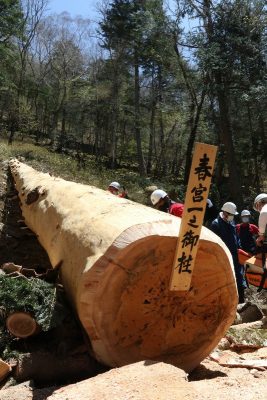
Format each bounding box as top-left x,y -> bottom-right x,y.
210,202 -> 247,303
253,193 -> 267,247
108,182 -> 128,198
236,210 -> 259,254
150,189 -> 184,217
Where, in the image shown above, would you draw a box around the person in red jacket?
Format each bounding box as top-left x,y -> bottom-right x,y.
150,189 -> 184,217
108,182 -> 128,198
236,210 -> 259,254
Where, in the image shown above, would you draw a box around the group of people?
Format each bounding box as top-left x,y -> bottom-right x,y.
150,188 -> 218,225
107,182 -> 267,303
211,196 -> 267,302
149,189 -> 267,303
210,202 -> 255,303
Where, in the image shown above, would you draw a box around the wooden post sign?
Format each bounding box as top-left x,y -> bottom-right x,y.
169,142 -> 217,291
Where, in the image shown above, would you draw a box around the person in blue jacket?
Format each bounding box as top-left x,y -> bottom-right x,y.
210,202 -> 247,303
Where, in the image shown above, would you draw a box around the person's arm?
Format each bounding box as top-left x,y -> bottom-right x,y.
235,225 -> 243,249
169,203 -> 184,218
250,224 -> 259,235
206,199 -> 218,221
257,209 -> 267,245
119,186 -> 128,199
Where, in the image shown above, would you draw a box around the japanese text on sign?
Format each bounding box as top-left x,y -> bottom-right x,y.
169,143 -> 217,291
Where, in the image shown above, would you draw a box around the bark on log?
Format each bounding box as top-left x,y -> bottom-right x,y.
14,351 -> 101,385
9,159 -> 238,372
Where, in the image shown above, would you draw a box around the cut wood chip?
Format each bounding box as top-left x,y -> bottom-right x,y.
0,359 -> 11,382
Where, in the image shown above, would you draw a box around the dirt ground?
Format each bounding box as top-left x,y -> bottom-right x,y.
0,159 -> 266,399
190,354 -> 267,399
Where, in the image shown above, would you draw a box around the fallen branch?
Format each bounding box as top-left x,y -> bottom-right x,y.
210,350 -> 267,370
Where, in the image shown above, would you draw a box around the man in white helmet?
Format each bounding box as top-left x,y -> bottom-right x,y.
150,189 -> 184,217
108,182 -> 128,198
253,193 -> 267,247
210,202 -> 247,303
236,210 -> 259,254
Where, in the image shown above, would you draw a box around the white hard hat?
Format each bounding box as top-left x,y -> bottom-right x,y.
109,181 -> 120,190
241,210 -> 251,217
150,189 -> 168,206
253,193 -> 267,210
221,202 -> 238,215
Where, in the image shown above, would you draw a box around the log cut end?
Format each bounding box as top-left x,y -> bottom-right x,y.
79,224 -> 237,372
6,312 -> 39,338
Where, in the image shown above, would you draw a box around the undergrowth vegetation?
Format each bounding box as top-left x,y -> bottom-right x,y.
0,275 -> 65,332
0,139 -> 186,205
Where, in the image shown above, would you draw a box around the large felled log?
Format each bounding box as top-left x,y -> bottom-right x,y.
9,159 -> 238,372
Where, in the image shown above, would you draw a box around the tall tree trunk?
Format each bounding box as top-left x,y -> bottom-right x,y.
110,68 -> 119,169
183,89 -> 206,183
147,99 -> 156,174
134,49 -> 146,176
247,105 -> 260,190
157,67 -> 166,175
216,79 -> 242,205
8,117 -> 17,145
258,114 -> 267,170
173,39 -> 206,183
147,66 -> 157,174
202,0 -> 242,205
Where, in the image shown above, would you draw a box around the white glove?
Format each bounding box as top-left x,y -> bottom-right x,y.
206,198 -> 213,208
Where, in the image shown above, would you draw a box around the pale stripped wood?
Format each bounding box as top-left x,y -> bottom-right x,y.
10,159 -> 237,372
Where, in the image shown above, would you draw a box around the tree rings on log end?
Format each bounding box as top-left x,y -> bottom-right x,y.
80,234 -> 238,372
6,312 -> 40,338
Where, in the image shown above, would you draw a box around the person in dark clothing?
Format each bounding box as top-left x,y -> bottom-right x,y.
236,210 -> 259,254
150,189 -> 184,217
210,202 -> 247,304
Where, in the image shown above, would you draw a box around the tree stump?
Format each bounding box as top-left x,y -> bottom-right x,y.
6,312 -> 39,338
9,159 -> 238,372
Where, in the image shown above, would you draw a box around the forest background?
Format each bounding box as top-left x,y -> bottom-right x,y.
0,0 -> 266,212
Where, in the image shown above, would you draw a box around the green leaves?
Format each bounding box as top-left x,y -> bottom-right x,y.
0,275 -> 67,331
0,0 -> 23,44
